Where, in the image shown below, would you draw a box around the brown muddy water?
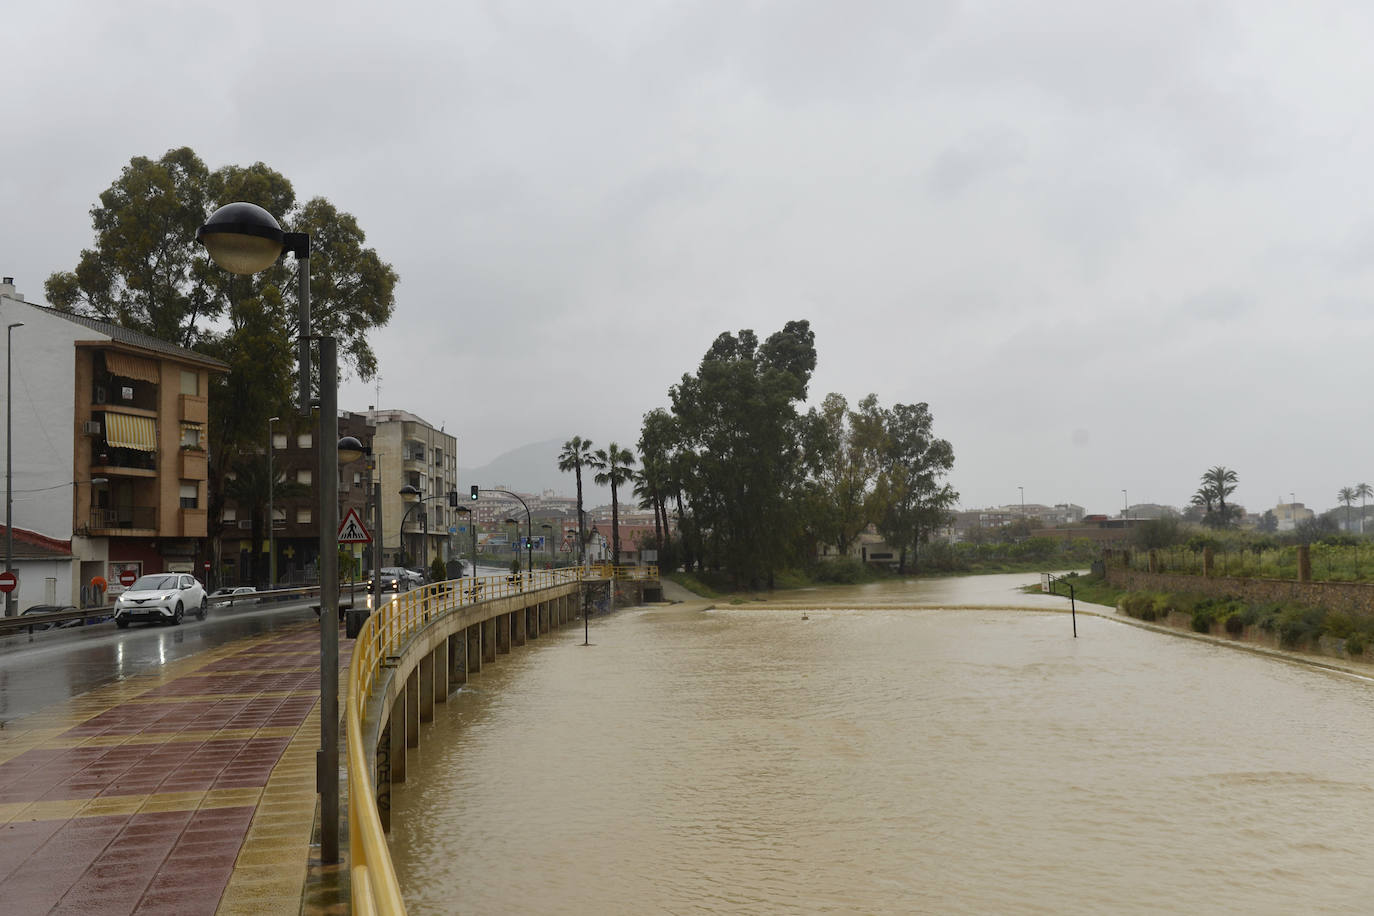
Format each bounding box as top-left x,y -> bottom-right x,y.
387,574 -> 1374,914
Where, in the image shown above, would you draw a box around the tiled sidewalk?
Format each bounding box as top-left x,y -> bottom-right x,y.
0,622 -> 348,915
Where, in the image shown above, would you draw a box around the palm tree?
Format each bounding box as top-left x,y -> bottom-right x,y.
1339,486 -> 1358,533
557,436 -> 594,565
1356,483 -> 1373,535
1200,466 -> 1239,527
591,442 -> 636,565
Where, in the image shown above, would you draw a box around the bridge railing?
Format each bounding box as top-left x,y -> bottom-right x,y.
346,566 -> 656,914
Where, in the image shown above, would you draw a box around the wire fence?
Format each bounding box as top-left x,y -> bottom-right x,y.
1122,543 -> 1371,582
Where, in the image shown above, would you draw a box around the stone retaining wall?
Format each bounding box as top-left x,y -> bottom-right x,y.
1105,566 -> 1374,615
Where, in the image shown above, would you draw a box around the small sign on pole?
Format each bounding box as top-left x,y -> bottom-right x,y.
0,571 -> 17,593
338,507 -> 372,544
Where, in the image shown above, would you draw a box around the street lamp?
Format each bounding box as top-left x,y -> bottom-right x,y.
197,202 -> 343,865
1018,486 -> 1024,522
1122,489 -> 1128,520
267,416 -> 280,587
399,485 -> 451,571
5,321 -> 21,616
479,487 -> 532,575
455,506 -> 477,578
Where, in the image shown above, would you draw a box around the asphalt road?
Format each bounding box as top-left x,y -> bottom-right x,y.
0,593 -> 383,725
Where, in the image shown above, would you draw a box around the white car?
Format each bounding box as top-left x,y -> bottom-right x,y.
114,573 -> 208,627
210,586 -> 259,605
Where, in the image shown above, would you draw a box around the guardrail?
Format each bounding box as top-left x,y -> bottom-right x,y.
345,565 -> 657,914
0,584 -> 332,635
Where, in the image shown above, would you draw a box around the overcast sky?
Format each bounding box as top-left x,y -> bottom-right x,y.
8,1 -> 1374,517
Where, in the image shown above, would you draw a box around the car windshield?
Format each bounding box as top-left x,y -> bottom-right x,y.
130,575 -> 178,591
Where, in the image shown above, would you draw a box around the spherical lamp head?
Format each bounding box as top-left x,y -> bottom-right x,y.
336,436 -> 365,465
196,202 -> 285,274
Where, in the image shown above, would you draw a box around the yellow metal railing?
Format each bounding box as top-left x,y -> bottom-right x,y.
345,566 -> 657,913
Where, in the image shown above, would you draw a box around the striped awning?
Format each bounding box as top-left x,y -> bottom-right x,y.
104,351 -> 160,383
104,412 -> 157,452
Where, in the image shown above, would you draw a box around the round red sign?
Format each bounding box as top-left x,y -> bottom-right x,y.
119,569 -> 138,587
0,571 -> 16,593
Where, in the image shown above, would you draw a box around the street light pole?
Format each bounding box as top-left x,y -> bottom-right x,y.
480,488 -> 532,574
1122,489 -> 1127,520
268,416 -> 279,587
5,321 -> 22,616
197,202 -> 341,865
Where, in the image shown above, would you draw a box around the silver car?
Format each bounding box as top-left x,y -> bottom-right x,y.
114,573 -> 208,627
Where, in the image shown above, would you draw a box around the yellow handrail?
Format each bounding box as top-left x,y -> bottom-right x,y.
345,566 -> 658,913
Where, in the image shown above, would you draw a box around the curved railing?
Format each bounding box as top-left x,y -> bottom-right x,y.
345,566 -> 656,914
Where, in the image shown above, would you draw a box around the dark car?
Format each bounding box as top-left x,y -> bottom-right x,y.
20,604 -> 81,629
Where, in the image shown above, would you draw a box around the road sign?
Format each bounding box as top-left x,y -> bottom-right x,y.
338,507 -> 372,543
119,569 -> 138,587
0,571 -> 15,593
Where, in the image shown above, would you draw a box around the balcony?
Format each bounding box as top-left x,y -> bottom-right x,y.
180,508 -> 207,538
179,393 -> 208,424
87,506 -> 157,536
92,447 -> 157,478
180,448 -> 207,478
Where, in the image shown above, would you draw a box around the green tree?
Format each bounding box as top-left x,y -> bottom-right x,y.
591,443 -> 636,565
1356,482 -> 1373,535
803,393 -> 889,556
866,400 -> 957,572
1339,486 -> 1358,533
666,321 -> 817,587
1198,466 -> 1239,529
557,436 -> 595,563
47,148 -> 397,569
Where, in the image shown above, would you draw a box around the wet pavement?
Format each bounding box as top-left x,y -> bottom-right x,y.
0,616 -> 350,914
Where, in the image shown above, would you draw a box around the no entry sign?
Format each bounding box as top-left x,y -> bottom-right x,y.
119,569 -> 138,587
0,571 -> 17,593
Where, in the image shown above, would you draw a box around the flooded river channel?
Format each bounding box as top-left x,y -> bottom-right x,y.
387,574 -> 1374,914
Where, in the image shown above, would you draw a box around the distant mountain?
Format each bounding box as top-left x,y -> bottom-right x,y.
460,439 -> 610,502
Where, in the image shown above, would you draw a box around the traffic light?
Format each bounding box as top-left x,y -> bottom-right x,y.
448,491 -> 457,507
470,485 -> 480,501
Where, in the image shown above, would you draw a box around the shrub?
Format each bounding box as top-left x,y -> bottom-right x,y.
1191,605 -> 1216,633
814,556 -> 867,584
1277,605 -> 1324,649
1346,633 -> 1365,656
1224,614 -> 1244,636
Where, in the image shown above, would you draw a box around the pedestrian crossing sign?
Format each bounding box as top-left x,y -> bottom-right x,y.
337,507 -> 372,543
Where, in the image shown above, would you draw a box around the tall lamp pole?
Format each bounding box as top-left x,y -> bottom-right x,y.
1122,489 -> 1128,520
197,202 -> 346,865
5,321 -> 22,616
480,488 -> 532,574
455,506 -> 477,577
268,416 -> 279,587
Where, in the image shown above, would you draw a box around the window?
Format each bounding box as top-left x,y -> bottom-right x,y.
180,370 -> 199,396
353,472 -> 361,486
180,424 -> 203,449
296,469 -> 312,485
272,507 -> 285,523
272,433 -> 287,450
179,483 -> 198,509
223,507 -> 237,522
296,508 -> 312,524
297,433 -> 313,448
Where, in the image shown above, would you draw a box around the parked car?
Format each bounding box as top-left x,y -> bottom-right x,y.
113,574 -> 208,627
210,586 -> 259,605
19,604 -> 78,630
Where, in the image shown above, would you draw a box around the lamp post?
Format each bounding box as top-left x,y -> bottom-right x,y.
197,202 -> 344,865
1122,489 -> 1128,520
478,488 -> 532,575
1018,486 -> 1024,522
5,321 -> 21,616
399,486 -> 450,571
455,506 -> 477,578
267,416 -> 279,587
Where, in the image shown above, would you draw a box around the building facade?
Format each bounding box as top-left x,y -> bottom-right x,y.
1,278 -> 226,608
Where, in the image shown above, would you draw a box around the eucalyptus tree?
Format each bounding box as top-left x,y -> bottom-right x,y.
872,401 -> 957,573
46,147 -> 397,570
557,436 -> 595,563
591,443 -> 636,565
667,321 -> 817,587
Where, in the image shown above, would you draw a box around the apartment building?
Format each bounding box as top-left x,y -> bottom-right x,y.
362,409 -> 458,569
0,278 -> 226,608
